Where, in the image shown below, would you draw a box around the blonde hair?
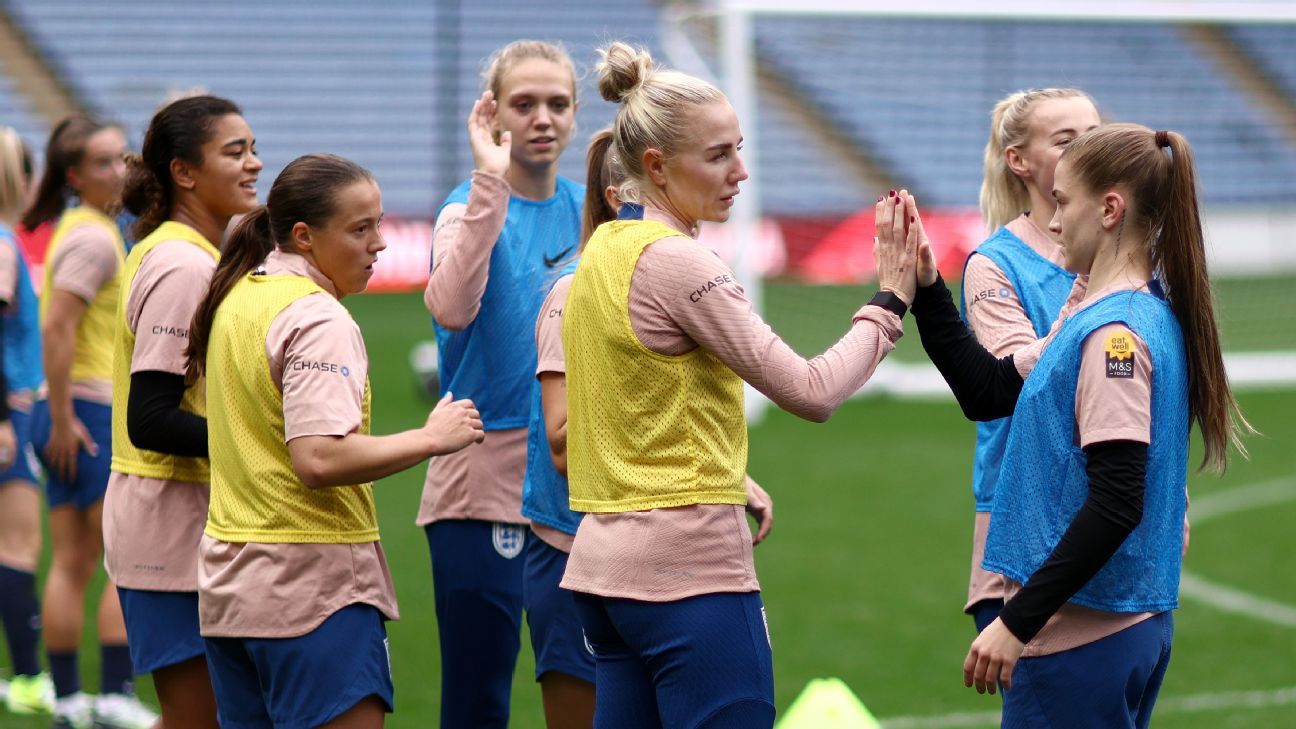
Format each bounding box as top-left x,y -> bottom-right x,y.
0,128 -> 29,223
482,40 -> 577,100
980,88 -> 1095,231
580,128 -> 631,247
595,42 -> 726,202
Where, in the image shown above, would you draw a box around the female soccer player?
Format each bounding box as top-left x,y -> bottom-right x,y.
962,89 -> 1100,632
105,95 -> 262,729
904,124 -> 1248,727
560,42 -> 914,728
0,128 -> 53,716
187,153 -> 484,728
419,39 -> 584,727
23,116 -> 156,728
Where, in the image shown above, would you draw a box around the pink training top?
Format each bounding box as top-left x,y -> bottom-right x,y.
418,171 -> 527,526
1005,274 -> 1157,656
46,221 -> 119,403
103,238 -> 216,591
962,215 -> 1066,611
561,206 -> 904,601
531,274 -> 776,561
197,249 -> 399,639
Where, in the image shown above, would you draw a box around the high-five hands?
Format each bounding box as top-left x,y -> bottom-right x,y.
468,91 -> 512,178
874,190 -> 918,304
874,190 -> 939,300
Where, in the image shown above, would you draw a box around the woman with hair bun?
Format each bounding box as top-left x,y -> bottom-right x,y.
561,42 -> 913,728
905,123 -> 1250,726
961,89 -> 1100,633
104,94 -> 261,729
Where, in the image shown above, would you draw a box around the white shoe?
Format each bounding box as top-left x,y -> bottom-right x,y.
51,692 -> 95,729
92,693 -> 157,729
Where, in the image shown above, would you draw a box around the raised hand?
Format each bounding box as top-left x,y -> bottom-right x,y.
424,391 -> 486,455
903,192 -> 938,287
468,91 -> 512,178
874,189 -> 919,303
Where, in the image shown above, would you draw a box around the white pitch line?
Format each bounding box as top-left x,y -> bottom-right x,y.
880,685 -> 1296,728
1179,571 -> 1296,628
1189,476 -> 1296,525
1179,476 -> 1296,628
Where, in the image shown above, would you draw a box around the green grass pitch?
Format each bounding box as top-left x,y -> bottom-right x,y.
3,278 -> 1293,728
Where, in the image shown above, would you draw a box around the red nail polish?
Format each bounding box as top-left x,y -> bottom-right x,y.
889,189 -> 896,197
877,196 -> 883,202
911,216 -> 915,223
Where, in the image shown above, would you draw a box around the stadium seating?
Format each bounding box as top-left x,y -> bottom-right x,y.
753,18 -> 1296,207
0,75 -> 47,153
3,2 -> 1295,214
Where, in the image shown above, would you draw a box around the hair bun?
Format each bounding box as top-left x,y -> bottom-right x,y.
597,42 -> 653,103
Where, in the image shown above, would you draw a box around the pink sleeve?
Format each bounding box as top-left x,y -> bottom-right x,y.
630,238 -> 902,422
127,242 -> 216,375
267,295 -> 369,442
1075,324 -> 1153,447
50,224 -> 120,302
963,253 -> 1039,357
1013,276 -> 1090,380
0,243 -> 16,305
535,274 -> 572,377
423,171 -> 511,330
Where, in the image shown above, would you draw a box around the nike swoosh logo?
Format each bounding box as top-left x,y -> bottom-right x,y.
544,245 -> 574,268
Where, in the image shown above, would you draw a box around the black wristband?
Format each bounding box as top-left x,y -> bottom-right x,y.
868,290 -> 908,318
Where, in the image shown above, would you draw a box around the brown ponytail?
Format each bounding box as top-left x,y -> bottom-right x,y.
1153,131 -> 1251,471
184,207 -> 274,380
1064,123 -> 1251,472
580,128 -> 627,248
185,153 -> 374,381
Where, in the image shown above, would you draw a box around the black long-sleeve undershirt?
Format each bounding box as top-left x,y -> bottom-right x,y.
126,370 -> 207,457
910,275 -> 1023,420
910,277 -> 1151,643
998,440 -> 1148,644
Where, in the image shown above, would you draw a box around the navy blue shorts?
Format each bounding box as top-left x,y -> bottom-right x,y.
1003,611 -> 1173,729
523,530 -> 595,684
117,588 -> 205,674
424,519 -> 526,729
30,398 -> 112,510
204,603 -> 393,729
574,591 -> 775,729
0,407 -> 41,486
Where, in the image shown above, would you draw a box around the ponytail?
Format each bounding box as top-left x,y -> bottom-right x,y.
979,88 -> 1095,232
580,128 -> 623,248
121,152 -> 168,240
1152,132 -> 1250,472
184,207 -> 274,380
1064,124 -> 1252,473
